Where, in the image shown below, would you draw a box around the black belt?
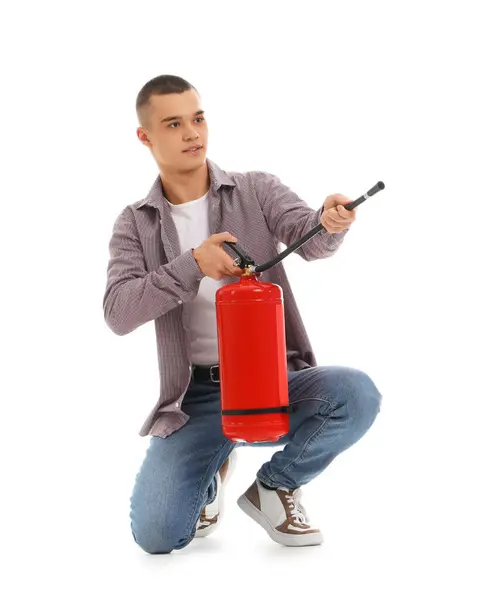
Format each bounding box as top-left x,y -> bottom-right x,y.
192,364 -> 221,384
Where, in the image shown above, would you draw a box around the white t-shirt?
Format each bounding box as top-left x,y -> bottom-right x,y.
166,190 -> 225,365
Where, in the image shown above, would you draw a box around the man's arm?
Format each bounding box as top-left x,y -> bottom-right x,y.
103,207 -> 205,336
252,171 -> 349,261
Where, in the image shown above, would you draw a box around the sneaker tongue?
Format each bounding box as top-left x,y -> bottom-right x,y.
279,486 -> 297,495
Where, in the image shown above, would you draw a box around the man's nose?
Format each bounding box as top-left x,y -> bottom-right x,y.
183,125 -> 199,140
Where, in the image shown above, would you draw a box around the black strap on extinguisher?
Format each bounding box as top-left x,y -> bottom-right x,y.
224,180 -> 385,273
221,405 -> 294,416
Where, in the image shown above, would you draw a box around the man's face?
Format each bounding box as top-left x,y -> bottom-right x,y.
137,89 -> 208,172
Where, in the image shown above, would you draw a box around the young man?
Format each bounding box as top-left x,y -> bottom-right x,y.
103,74 -> 382,554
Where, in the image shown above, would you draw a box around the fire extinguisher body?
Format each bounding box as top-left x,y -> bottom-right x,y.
216,274 -> 290,443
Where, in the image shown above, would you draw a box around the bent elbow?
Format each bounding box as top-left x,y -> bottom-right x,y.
103,295 -> 134,336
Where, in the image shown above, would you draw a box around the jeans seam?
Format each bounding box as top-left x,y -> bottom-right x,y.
290,395 -> 336,415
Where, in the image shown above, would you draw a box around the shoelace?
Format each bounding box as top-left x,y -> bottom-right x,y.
282,489 -> 308,525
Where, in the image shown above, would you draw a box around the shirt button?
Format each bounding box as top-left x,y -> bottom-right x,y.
177,300 -> 183,304
175,402 -> 179,407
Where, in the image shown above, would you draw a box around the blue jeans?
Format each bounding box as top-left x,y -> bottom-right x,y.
130,365 -> 382,554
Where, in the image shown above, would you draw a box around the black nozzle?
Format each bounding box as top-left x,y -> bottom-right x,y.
343,181 -> 385,211
367,181 -> 385,196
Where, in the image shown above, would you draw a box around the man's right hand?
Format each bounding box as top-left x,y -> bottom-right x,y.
192,232 -> 245,280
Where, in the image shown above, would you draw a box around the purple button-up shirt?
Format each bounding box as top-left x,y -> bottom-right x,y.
103,159 -> 348,437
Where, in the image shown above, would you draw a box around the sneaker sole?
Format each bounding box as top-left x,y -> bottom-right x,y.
195,449 -> 238,538
237,493 -> 324,547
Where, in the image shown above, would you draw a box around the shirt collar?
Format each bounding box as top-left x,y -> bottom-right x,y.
135,158 -> 236,209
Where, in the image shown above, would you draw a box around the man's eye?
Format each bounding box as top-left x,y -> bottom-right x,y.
168,117 -> 204,128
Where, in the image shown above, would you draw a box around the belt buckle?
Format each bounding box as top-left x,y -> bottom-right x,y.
210,365 -> 220,383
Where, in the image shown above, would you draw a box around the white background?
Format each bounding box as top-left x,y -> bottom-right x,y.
1,1 -> 492,598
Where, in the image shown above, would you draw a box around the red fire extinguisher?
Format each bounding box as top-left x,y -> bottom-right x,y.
216,181 -> 385,443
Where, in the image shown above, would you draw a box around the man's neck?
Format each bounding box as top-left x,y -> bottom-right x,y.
160,162 -> 210,205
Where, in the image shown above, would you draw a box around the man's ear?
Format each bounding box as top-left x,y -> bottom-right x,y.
137,128 -> 150,143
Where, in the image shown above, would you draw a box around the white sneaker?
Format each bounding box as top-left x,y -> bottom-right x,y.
195,449 -> 237,538
237,478 -> 323,547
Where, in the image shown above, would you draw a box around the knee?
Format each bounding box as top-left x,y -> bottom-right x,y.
131,530 -> 173,555
131,517 -> 193,555
130,507 -> 194,555
328,366 -> 382,427
345,368 -> 382,427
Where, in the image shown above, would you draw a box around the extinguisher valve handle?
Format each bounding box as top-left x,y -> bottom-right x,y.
224,241 -> 256,270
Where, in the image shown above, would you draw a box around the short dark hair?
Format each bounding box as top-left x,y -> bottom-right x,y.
136,75 -> 198,128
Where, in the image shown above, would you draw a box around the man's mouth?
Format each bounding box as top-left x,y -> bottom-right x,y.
183,145 -> 203,153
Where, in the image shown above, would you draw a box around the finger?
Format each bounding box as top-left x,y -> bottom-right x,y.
219,250 -> 242,274
225,262 -> 243,276
326,194 -> 351,206
332,206 -> 355,223
212,231 -> 238,244
325,209 -> 348,225
337,205 -> 356,221
337,204 -> 352,216
220,248 -> 238,263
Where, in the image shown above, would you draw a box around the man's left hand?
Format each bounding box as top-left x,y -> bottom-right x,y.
320,194 -> 356,233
